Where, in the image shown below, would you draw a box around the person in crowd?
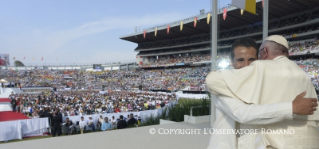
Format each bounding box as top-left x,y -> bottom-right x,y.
79,116 -> 87,134
111,116 -> 117,129
125,115 -> 129,122
114,106 -> 121,113
10,99 -> 17,112
160,100 -> 165,108
27,104 -> 33,116
127,113 -> 138,127
38,107 -> 45,118
117,115 -> 127,129
97,115 -> 104,129
87,116 -> 96,131
64,117 -> 74,135
51,112 -> 62,137
144,101 -> 148,110
101,117 -> 112,131
19,100 -> 24,114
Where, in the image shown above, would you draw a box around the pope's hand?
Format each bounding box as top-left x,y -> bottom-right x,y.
292,91 -> 318,115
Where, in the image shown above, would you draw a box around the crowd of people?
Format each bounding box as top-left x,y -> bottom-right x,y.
1,66 -> 211,91
137,35 -> 210,50
4,41 -> 319,93
137,45 -> 209,55
143,54 -> 211,66
9,90 -> 174,118
294,59 -> 319,91
289,40 -> 319,55
8,87 -> 174,136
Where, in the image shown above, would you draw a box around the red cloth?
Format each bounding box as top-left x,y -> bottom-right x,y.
0,98 -> 11,103
114,109 -> 121,113
0,111 -> 30,122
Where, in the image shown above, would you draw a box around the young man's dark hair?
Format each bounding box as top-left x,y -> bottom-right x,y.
230,38 -> 258,62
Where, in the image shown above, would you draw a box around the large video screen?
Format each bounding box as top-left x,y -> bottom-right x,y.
0,54 -> 10,66
93,64 -> 102,69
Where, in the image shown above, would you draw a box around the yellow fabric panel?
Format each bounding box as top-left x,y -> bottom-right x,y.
245,0 -> 256,14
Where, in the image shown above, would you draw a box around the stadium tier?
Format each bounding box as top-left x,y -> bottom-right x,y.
120,0 -> 319,68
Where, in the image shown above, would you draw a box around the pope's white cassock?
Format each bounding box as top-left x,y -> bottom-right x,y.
206,56 -> 319,149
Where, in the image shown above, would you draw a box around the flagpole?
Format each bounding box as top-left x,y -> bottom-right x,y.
210,0 -> 218,127
263,0 -> 269,40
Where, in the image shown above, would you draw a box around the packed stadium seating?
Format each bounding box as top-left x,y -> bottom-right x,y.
136,12 -> 319,51
289,40 -> 319,55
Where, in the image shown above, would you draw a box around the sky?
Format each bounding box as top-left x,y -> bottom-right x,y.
0,0 -> 231,66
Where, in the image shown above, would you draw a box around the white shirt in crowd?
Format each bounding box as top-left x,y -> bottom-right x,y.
88,119 -> 94,125
79,120 -> 87,129
27,107 -> 32,113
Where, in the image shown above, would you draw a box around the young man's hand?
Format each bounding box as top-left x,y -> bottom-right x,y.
293,91 -> 318,115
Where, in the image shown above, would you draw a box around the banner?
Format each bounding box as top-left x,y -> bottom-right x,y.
180,21 -> 183,31
194,17 -> 197,28
207,13 -> 211,24
167,25 -> 170,34
176,63 -> 185,66
143,30 -> 146,39
223,8 -> 227,20
231,0 -> 256,14
0,54 -> 10,66
155,28 -> 157,37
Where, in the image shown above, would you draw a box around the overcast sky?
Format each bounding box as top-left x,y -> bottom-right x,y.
1,0 -> 231,66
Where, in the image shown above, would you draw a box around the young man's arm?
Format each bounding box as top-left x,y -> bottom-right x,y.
216,92 -> 317,125
216,96 -> 291,124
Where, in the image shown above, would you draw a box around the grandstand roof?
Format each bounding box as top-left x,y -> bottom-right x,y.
120,0 -> 319,44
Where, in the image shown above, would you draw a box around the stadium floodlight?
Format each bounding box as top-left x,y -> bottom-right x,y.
218,60 -> 229,69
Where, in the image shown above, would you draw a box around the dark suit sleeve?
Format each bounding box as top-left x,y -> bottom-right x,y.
124,121 -> 127,128
59,114 -> 63,123
51,117 -> 54,127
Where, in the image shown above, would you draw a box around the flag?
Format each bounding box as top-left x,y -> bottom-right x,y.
223,8 -> 227,20
13,57 -> 15,60
231,0 -> 256,14
155,28 -> 157,37
143,30 -> 146,39
194,17 -> 197,28
241,9 -> 244,15
33,57 -> 35,61
167,25 -> 170,34
207,13 -> 211,24
180,21 -> 183,31
41,57 -> 43,61
23,56 -> 25,60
